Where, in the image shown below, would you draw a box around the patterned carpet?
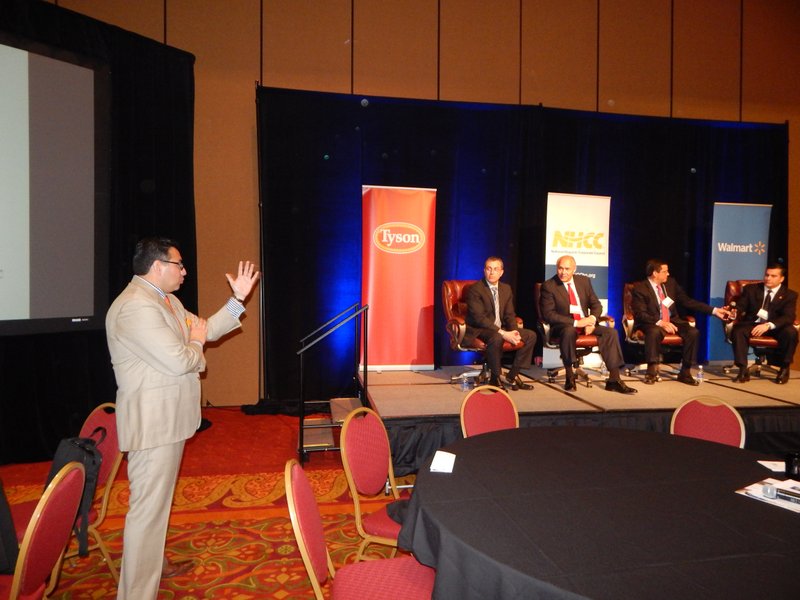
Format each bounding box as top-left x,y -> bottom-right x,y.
1,407 -> 409,598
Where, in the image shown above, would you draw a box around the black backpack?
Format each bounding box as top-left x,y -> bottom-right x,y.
45,426 -> 106,556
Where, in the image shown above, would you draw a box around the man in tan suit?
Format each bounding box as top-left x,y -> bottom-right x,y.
106,237 -> 259,600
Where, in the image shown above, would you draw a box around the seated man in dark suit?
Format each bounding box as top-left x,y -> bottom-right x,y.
731,263 -> 798,384
464,256 -> 536,390
631,259 -> 728,385
539,255 -> 636,394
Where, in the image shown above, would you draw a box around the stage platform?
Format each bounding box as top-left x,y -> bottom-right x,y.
363,365 -> 800,474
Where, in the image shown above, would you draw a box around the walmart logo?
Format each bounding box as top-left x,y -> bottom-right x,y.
717,240 -> 766,255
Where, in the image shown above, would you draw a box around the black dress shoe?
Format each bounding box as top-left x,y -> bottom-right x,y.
775,367 -> 790,384
676,371 -> 700,386
643,374 -> 657,385
734,367 -> 750,383
606,380 -> 637,394
489,376 -> 507,391
506,375 -> 533,391
564,375 -> 577,391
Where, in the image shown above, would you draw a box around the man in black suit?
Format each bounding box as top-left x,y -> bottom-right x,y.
631,259 -> 729,385
464,256 -> 536,390
731,263 -> 798,384
540,255 -> 636,394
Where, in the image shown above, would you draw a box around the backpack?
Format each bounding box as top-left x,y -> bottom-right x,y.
45,426 -> 106,556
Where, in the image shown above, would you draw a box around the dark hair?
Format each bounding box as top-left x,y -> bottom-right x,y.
132,237 -> 179,275
766,262 -> 787,277
645,259 -> 666,277
485,256 -> 504,269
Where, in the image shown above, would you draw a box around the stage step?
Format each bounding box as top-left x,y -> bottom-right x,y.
301,397 -> 363,451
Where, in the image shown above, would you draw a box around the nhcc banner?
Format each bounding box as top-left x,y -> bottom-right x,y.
543,192 -> 611,368
707,202 -> 772,360
362,186 -> 436,370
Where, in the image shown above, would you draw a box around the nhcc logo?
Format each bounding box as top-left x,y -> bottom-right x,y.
373,222 -> 426,254
551,230 -> 605,250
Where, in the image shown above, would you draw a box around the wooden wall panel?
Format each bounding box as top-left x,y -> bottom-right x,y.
522,0 -> 597,111
672,0 -> 740,120
262,0 -> 352,93
439,0 -> 520,104
598,0 -> 671,116
60,0 -> 164,42
353,0 -> 438,99
169,0 -> 263,407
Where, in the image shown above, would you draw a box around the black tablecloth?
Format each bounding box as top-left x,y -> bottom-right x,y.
398,427 -> 800,600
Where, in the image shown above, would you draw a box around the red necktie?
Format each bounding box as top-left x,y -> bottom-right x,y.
568,283 -> 582,321
657,285 -> 670,323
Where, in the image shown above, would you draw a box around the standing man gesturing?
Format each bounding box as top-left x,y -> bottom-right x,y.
106,237 -> 259,599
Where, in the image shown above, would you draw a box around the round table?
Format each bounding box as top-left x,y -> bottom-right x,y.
398,426 -> 800,600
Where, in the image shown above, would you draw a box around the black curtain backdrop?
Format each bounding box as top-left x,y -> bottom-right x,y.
258,87 -> 788,406
0,1 -> 196,464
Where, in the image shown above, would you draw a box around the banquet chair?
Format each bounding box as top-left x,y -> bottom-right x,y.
460,385 -> 519,437
0,462 -> 85,600
340,408 -> 407,562
622,282 -> 694,379
534,282 -> 614,387
670,396 -> 746,448
11,403 -> 123,592
284,459 -> 435,600
721,279 -> 800,378
442,280 -> 525,384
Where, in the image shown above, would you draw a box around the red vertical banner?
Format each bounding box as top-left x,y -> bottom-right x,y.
362,186 -> 436,370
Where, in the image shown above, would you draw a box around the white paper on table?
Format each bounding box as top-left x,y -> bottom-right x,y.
758,460 -> 786,472
429,450 -> 456,473
736,477 -> 800,513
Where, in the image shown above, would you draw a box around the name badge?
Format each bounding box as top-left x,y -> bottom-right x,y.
569,304 -> 581,315
757,308 -> 770,321
662,296 -> 674,308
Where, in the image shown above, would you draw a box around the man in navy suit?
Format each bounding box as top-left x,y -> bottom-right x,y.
731,263 -> 798,384
631,259 -> 728,385
540,255 -> 636,394
464,256 -> 536,390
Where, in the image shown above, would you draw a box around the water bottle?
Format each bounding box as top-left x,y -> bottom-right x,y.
697,365 -> 704,384
460,374 -> 470,392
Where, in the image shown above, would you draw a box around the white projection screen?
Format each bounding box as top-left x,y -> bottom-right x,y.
0,36 -> 109,335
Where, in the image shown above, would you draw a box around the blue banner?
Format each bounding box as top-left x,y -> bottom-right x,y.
707,203 -> 771,360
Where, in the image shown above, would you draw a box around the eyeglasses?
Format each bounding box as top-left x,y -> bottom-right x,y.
161,259 -> 185,270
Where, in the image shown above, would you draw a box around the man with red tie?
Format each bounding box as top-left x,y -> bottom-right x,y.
540,255 -> 636,393
464,256 -> 536,390
631,259 -> 728,385
731,263 -> 798,384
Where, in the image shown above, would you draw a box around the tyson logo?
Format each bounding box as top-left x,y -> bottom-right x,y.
373,222 -> 426,254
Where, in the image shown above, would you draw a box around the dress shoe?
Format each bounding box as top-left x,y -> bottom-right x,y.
676,371 -> 700,386
564,375 -> 577,391
775,367 -> 790,384
488,376 -> 507,391
734,367 -> 750,383
643,374 -> 657,385
162,557 -> 195,578
506,375 -> 533,391
605,380 -> 637,394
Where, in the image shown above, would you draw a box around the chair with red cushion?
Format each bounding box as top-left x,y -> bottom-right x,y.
0,462 -> 85,600
11,403 -> 123,592
442,280 -> 525,384
670,396 -> 746,448
460,385 -> 519,438
284,459 -> 434,600
340,407 -> 408,562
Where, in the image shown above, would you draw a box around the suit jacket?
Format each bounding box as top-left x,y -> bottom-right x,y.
465,279 -> 519,336
631,278 -> 712,329
735,283 -> 797,329
106,276 -> 241,451
539,274 -> 602,327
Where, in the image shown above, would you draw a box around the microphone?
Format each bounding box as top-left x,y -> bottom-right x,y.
727,301 -> 737,322
762,484 -> 800,505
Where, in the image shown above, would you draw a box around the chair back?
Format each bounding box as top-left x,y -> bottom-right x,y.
79,403 -> 120,493
724,279 -> 761,307
622,282 -> 638,343
670,396 -> 746,448
460,385 -> 519,437
8,462 -> 85,600
442,280 -> 477,351
340,408 -> 398,498
284,459 -> 334,600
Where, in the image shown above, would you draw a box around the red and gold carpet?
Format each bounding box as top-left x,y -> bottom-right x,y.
1,407 -> 410,599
